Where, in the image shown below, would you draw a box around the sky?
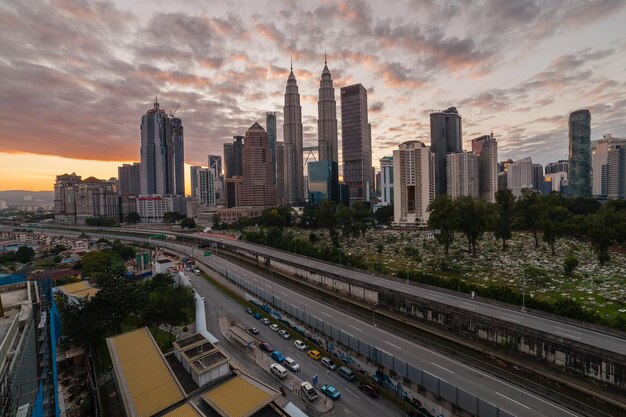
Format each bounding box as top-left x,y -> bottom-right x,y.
1,0 -> 625,192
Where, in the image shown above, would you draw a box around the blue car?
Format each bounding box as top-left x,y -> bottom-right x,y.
321,384 -> 340,400
271,350 -> 285,363
253,313 -> 262,320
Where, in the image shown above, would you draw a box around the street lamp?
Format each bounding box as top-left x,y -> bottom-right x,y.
372,302 -> 379,363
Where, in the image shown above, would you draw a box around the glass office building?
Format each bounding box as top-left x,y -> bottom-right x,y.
307,160 -> 339,205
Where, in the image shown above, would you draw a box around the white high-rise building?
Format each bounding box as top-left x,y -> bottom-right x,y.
471,134 -> 498,203
283,62 -> 304,205
393,141 -> 435,226
591,134 -> 626,196
507,157 -> 534,197
197,168 -> 215,206
446,151 -> 479,199
380,156 -> 394,205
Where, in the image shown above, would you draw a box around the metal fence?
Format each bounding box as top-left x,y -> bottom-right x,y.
214,265 -> 515,417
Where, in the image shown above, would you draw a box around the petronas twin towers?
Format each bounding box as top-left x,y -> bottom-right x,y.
283,56 -> 338,205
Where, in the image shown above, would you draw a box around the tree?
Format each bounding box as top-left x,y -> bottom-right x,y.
515,189 -> 542,247
163,211 -> 184,223
259,206 -> 293,230
336,204 -> 359,246
126,211 -> 140,224
318,201 -> 339,245
180,217 -> 196,229
563,255 -> 579,277
374,205 -> 394,226
235,216 -> 253,234
455,196 -> 492,257
111,241 -> 136,261
352,202 -> 374,237
85,217 -> 118,227
494,189 -> 515,251
586,207 -> 620,265
15,245 -> 35,263
427,197 -> 457,255
80,250 -> 125,277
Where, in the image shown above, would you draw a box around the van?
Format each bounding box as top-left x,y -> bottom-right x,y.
301,382 -> 318,401
270,363 -> 288,379
338,366 -> 355,381
321,357 -> 336,370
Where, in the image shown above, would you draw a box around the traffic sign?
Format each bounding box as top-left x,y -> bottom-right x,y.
312,374 -> 318,385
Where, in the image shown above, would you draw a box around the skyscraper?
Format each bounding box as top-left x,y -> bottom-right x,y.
446,151 -> 479,199
545,160 -> 569,175
606,144 -> 626,199
283,62 -> 304,205
266,112 -> 277,184
393,141 -> 435,226
430,107 -> 462,196
197,168 -> 216,206
118,163 -> 141,195
341,83 -> 371,202
568,109 -> 592,196
140,98 -> 174,195
171,117 -> 185,196
317,55 -> 338,163
208,155 -> 222,177
532,163 -> 544,192
238,122 -> 277,207
591,135 -> 626,196
307,160 -> 339,204
275,142 -> 285,204
380,156 -> 394,205
471,134 -> 498,203
190,165 -> 201,199
224,136 -> 243,178
507,157 -> 534,197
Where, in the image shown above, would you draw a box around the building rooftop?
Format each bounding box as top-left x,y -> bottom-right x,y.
162,403 -> 204,417
58,280 -> 99,300
107,327 -> 186,417
200,375 -> 277,417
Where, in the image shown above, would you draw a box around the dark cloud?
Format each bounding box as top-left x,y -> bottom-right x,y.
369,101 -> 384,112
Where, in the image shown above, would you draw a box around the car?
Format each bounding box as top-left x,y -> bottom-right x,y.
253,313 -> 263,320
283,357 -> 300,372
321,357 -> 336,370
260,318 -> 271,325
307,350 -> 321,360
193,268 -> 201,275
270,363 -> 288,379
358,382 -> 379,398
245,307 -> 254,314
247,327 -> 259,335
278,330 -> 290,339
294,340 -> 307,351
271,350 -> 285,363
269,324 -> 279,332
320,384 -> 340,400
259,342 -> 273,352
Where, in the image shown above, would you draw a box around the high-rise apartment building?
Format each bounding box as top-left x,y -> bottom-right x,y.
190,165 -> 201,199
140,99 -> 174,195
341,84 -> 371,202
238,123 -> 277,207
591,135 -> 626,196
471,134 -> 498,203
393,141 -> 435,226
380,156 -> 394,205
606,144 -> 626,199
54,173 -> 120,224
197,168 -> 216,206
118,163 -> 141,195
507,157 -> 534,197
171,117 -> 185,196
224,136 -> 243,178
532,163 -> 544,192
283,64 -> 304,205
568,109 -> 592,196
545,160 -> 569,175
317,57 -> 338,163
446,151 -> 479,198
430,107 -> 462,196
54,173 -> 81,224
266,112 -> 277,184
275,142 -> 285,204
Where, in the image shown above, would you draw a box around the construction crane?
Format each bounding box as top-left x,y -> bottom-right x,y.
169,103 -> 181,118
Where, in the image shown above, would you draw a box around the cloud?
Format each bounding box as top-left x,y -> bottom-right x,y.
369,101 -> 384,112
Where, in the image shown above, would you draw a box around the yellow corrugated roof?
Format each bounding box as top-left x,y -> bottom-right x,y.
107,327 -> 185,417
202,376 -> 272,417
162,403 -> 203,417
72,288 -> 100,299
59,281 -> 90,295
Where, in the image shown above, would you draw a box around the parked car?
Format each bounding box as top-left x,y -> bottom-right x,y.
283,357 -> 300,372
320,384 -> 340,400
193,268 -> 201,275
259,342 -> 273,352
321,357 -> 336,370
270,363 -> 288,379
269,324 -> 279,332
294,340 -> 307,351
278,330 -> 290,339
358,382 -> 379,398
307,350 -> 321,360
253,313 -> 263,320
271,350 -> 285,363
247,327 -> 259,335
245,307 -> 254,314
260,318 -> 271,325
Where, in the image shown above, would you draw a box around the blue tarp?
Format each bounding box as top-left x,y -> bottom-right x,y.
50,286 -> 61,417
32,382 -> 44,417
0,273 -> 26,286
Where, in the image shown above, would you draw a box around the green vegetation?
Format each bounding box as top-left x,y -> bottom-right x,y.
125,211 -> 140,224
163,211 -> 185,223
85,217 -> 119,227
180,217 -> 196,229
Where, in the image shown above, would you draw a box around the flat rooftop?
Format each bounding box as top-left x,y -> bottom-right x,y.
201,375 -> 278,417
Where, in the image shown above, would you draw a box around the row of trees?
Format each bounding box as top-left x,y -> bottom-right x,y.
428,190 -> 626,264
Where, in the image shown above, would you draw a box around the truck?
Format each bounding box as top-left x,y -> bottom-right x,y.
300,382 -> 318,401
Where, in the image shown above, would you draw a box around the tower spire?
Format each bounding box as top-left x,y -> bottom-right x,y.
290,56 -> 293,71
324,50 -> 327,65
154,96 -> 159,109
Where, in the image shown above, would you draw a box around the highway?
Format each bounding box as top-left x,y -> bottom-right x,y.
203,235 -> 626,357
192,247 -> 580,417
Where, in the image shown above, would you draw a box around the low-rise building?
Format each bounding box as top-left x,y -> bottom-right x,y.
136,194 -> 187,223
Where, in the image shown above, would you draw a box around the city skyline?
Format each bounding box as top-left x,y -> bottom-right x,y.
1,0 -> 626,191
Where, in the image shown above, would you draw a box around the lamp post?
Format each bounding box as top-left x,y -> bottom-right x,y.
372,302 -> 378,363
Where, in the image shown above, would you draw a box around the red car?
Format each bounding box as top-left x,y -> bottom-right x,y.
358,382 -> 379,398
259,342 -> 274,352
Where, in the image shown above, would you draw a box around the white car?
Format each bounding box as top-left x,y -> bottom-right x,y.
283,357 -> 300,372
294,340 -> 307,351
269,324 -> 279,332
278,329 -> 290,339
260,318 -> 271,325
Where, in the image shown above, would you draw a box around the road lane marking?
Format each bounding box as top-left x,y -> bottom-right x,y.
280,291 -> 289,296
555,331 -> 581,340
320,312 -> 332,317
461,302 -> 476,310
500,315 -> 520,323
430,362 -> 454,374
327,375 -> 339,383
349,325 -> 363,332
496,392 -> 530,410
345,388 -> 359,398
384,341 -> 402,349
555,326 -> 582,335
